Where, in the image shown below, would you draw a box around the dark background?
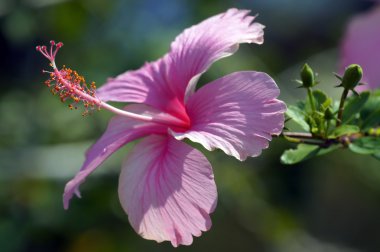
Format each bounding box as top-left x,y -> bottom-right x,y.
1,0 -> 379,251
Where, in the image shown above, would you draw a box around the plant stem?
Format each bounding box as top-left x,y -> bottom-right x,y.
336,88 -> 349,127
325,120 -> 331,138
307,88 -> 316,112
282,132 -> 339,147
282,132 -> 327,145
282,132 -> 314,139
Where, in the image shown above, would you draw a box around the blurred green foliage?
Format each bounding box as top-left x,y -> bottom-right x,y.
1,0 -> 379,251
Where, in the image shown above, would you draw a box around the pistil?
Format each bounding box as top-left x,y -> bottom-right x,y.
36,41 -> 188,128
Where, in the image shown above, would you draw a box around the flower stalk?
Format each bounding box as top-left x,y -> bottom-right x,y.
336,88 -> 349,127
307,87 -> 316,113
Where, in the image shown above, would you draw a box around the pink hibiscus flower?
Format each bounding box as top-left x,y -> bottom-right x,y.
340,4 -> 380,91
37,8 -> 286,246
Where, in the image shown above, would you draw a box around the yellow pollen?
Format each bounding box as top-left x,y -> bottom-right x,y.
43,65 -> 98,116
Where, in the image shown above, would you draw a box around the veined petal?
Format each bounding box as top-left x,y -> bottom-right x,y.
118,135 -> 217,247
63,104 -> 167,209
96,56 -> 189,120
96,8 -> 264,116
171,72 -> 286,161
168,8 -> 265,102
340,6 -> 380,91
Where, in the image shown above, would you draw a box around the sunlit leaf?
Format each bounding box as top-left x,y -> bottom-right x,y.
281,144 -> 339,165
332,125 -> 360,137
286,105 -> 310,131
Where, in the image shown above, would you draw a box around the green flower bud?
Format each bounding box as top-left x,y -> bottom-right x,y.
300,63 -> 315,88
324,107 -> 334,120
341,64 -> 363,90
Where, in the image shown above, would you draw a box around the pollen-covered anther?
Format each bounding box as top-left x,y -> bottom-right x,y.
43,65 -> 99,116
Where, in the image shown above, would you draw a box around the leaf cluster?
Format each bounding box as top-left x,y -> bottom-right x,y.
281,64 -> 380,164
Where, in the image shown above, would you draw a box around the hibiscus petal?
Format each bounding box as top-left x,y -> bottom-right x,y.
171,71 -> 286,161
96,55 -> 187,117
168,8 -> 265,101
118,135 -> 217,247
96,8 -> 264,115
340,6 -> 380,91
63,104 -> 167,209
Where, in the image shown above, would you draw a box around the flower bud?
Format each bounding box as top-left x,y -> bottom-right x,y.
324,107 -> 334,120
300,63 -> 315,88
341,64 -> 363,90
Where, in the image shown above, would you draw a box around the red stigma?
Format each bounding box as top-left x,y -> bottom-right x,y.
36,40 -> 64,62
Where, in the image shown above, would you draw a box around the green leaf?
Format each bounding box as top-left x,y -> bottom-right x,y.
281,144 -> 339,165
360,90 -> 380,130
361,110 -> 380,130
349,137 -> 380,155
332,125 -> 360,137
306,89 -> 329,112
321,98 -> 333,110
342,91 -> 370,124
281,144 -> 319,164
286,105 -> 310,131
